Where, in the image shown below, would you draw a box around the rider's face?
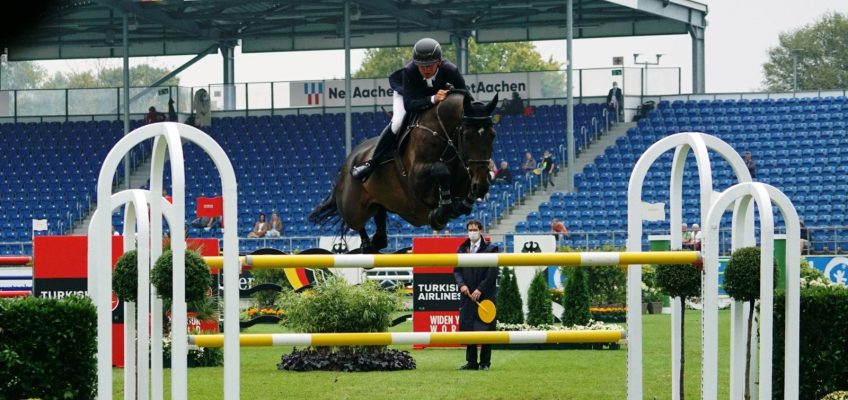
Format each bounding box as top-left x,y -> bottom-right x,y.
418,62 -> 439,79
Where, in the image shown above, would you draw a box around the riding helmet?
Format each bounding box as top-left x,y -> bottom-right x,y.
412,38 -> 442,66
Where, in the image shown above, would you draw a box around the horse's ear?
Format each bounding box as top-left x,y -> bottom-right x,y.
485,93 -> 499,116
463,93 -> 473,113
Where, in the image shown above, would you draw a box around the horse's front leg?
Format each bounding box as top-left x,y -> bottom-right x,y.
371,207 -> 388,251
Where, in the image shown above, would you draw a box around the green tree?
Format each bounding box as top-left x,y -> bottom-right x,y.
43,64 -> 179,89
526,268 -> 553,326
0,61 -> 48,90
562,267 -> 591,326
763,12 -> 848,91
353,39 -> 565,97
496,267 -> 524,324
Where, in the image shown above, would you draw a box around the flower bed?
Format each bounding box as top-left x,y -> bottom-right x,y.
493,320 -> 624,350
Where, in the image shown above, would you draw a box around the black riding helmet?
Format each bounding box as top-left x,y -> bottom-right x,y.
413,38 -> 442,66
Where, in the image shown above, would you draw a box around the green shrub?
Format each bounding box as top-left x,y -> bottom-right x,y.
113,249 -> 139,302
773,286 -> 848,400
277,276 -> 401,334
151,249 -> 213,302
563,267 -> 591,326
724,247 -> 774,302
587,266 -> 627,306
526,268 -> 553,326
496,267 -> 524,324
0,296 -> 97,399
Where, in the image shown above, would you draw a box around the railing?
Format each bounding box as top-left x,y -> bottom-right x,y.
0,66 -> 683,121
2,226 -> 845,258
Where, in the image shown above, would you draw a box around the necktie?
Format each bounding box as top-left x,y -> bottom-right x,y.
471,244 -> 478,253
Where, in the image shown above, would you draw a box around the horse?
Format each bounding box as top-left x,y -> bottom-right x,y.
309,90 -> 498,253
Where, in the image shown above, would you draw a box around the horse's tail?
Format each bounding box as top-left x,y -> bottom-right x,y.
308,188 -> 347,235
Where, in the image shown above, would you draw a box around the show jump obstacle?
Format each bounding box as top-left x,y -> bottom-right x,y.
89,129 -> 798,400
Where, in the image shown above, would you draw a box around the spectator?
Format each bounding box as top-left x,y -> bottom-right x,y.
606,81 -> 624,122
266,211 -> 284,237
494,160 -> 512,184
167,97 -> 178,122
540,150 -> 555,190
551,218 -> 569,241
521,151 -> 537,177
800,220 -> 811,253
680,223 -> 693,247
744,151 -> 756,179
487,159 -> 498,182
247,213 -> 268,238
190,216 -> 211,229
687,223 -> 703,250
502,91 -> 524,116
145,106 -> 165,124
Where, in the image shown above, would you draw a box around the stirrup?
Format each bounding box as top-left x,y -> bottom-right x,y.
350,161 -> 373,181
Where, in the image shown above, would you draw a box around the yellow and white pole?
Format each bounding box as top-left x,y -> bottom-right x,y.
190,330 -> 626,348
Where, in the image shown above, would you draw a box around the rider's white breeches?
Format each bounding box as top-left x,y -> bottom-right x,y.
391,92 -> 405,134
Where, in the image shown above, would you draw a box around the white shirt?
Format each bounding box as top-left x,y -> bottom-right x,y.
469,240 -> 481,253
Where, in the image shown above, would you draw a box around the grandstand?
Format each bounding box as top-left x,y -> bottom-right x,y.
2,93 -> 846,255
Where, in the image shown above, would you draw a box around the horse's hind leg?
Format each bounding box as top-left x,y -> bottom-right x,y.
371,207 -> 388,251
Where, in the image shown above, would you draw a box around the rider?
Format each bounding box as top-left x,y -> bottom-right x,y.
350,37 -> 467,181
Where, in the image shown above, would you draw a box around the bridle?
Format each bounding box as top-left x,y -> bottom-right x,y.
413,90 -> 493,176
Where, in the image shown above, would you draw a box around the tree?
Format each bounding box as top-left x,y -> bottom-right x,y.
496,267 -> 524,324
562,267 -> 591,326
0,61 -> 48,90
353,39 -> 565,97
526,268 -> 553,326
43,64 -> 179,89
762,12 -> 848,91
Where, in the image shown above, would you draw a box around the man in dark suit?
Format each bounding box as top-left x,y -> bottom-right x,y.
606,81 -> 623,122
351,37 -> 467,181
453,219 -> 499,370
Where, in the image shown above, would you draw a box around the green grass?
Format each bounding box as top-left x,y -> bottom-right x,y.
113,310 -> 731,399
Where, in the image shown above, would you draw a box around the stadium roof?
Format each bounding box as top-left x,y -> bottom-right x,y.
2,0 -> 708,61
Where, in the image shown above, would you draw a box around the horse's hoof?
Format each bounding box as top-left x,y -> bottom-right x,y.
371,234 -> 388,251
428,210 -> 447,231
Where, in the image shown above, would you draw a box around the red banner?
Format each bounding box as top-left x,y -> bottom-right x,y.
412,237 -> 466,349
196,197 -> 223,217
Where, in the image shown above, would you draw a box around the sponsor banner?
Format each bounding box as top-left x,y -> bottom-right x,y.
290,72 -> 547,108
413,273 -> 461,311
805,256 -> 848,286
412,237 -> 466,348
412,311 -> 460,333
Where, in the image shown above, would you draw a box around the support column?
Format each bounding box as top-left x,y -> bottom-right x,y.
122,13 -> 131,190
222,42 -> 236,110
454,34 -> 469,74
690,26 -> 705,94
565,0 -> 575,191
344,1 -> 352,156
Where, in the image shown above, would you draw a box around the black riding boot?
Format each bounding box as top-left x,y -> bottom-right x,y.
351,124 -> 395,181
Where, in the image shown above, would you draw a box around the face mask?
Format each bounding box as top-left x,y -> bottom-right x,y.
468,231 -> 481,242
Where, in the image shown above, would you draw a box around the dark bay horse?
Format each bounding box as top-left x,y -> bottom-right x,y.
309,91 -> 498,253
